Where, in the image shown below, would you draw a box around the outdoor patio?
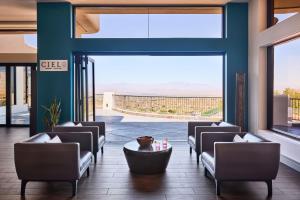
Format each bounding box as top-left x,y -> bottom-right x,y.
96,109 -> 187,142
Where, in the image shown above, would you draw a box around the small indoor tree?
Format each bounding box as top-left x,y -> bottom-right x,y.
42,98 -> 61,131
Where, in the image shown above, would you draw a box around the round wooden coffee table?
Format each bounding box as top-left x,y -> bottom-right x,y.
123,140 -> 172,174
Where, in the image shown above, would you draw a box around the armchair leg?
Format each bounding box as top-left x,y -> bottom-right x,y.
94,153 -> 97,164
21,180 -> 28,196
189,147 -> 192,155
215,180 -> 221,196
101,146 -> 104,154
196,153 -> 200,165
87,167 -> 90,177
71,180 -> 78,196
266,180 -> 272,197
204,167 -> 209,178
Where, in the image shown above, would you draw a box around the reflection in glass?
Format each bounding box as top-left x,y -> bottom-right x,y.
76,7 -> 223,38
88,60 -> 94,121
273,37 -> 300,138
273,0 -> 300,25
11,66 -> 30,125
0,67 -> 6,124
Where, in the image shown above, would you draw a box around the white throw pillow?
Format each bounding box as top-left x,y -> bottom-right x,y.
46,135 -> 62,143
211,123 -> 218,127
76,123 -> 83,127
233,134 -> 247,143
219,121 -> 230,127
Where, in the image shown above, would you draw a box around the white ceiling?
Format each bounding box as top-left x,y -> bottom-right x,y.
0,0 -> 248,22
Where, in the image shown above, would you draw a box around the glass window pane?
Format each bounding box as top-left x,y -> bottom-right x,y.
82,14 -> 148,38
76,7 -> 223,38
93,55 -> 223,122
11,66 -> 30,125
88,61 -> 94,121
0,67 -> 6,124
149,14 -> 222,38
273,37 -> 300,137
273,0 -> 300,25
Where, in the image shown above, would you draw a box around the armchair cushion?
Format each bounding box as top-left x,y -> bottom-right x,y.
63,121 -> 76,126
201,132 -> 244,153
211,123 -> 218,127
98,135 -> 105,147
26,133 -> 51,143
202,151 -> 215,172
188,135 -> 196,152
80,151 -> 93,171
48,132 -> 93,153
76,123 -> 83,127
233,134 -> 247,143
45,135 -> 62,143
243,133 -> 266,142
219,122 -> 233,127
195,126 -> 241,153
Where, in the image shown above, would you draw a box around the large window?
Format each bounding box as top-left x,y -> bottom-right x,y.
0,65 -> 34,126
0,67 -> 6,124
75,7 -> 223,38
269,0 -> 300,26
271,37 -> 300,138
92,55 -> 224,122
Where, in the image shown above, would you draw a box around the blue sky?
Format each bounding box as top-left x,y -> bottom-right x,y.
91,55 -> 223,96
275,13 -> 298,23
274,37 -> 300,92
83,14 -> 222,38
24,12 -> 299,95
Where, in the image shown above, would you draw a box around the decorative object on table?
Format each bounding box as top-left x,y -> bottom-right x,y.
42,98 -> 61,131
235,72 -> 246,131
155,141 -> 161,151
136,136 -> 154,148
123,140 -> 172,174
162,138 -> 168,149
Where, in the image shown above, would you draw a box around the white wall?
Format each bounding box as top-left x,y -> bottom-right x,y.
248,0 -> 267,133
248,0 -> 300,169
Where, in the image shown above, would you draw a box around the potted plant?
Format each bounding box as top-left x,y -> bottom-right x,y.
42,98 -> 61,131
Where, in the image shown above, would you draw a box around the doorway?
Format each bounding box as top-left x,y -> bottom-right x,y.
74,54 -> 224,142
0,64 -> 36,129
74,55 -> 95,122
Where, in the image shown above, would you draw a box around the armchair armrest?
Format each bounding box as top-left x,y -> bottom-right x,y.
201,132 -> 245,153
195,126 -> 241,152
214,142 -> 280,181
48,132 -> 93,152
188,121 -> 215,137
76,121 -> 105,136
53,126 -> 99,151
14,143 -> 80,181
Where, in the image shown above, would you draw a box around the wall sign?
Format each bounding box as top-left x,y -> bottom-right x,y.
40,60 -> 68,71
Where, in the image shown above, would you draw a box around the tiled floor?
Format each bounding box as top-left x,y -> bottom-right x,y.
1,127 -> 300,200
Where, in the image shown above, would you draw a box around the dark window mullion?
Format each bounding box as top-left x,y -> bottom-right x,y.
6,66 -> 11,125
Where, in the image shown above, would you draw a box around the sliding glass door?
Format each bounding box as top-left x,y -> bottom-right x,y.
74,55 -> 95,122
0,66 -> 6,124
0,64 -> 36,127
10,66 -> 32,125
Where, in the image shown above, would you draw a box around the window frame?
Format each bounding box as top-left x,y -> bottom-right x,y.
267,37 -> 300,140
72,5 -> 225,39
73,52 -> 225,122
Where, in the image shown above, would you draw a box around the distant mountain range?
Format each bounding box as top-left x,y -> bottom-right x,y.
95,82 -> 222,97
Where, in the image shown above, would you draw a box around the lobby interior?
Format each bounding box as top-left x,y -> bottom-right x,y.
0,0 -> 300,199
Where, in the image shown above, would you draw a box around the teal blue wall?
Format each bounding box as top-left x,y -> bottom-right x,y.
37,3 -> 73,131
37,2 -> 248,132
